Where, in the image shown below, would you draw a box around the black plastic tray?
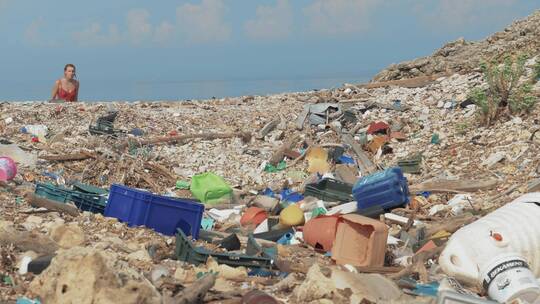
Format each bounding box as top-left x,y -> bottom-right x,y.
304,178 -> 354,202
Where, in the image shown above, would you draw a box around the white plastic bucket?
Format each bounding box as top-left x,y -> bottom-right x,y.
480,253 -> 540,303
439,193 -> 540,285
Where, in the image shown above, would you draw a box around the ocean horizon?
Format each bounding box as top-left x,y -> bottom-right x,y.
0,75 -> 372,102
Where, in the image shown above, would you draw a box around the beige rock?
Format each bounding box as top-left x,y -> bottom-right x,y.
127,249 -> 152,262
49,223 -> 85,249
331,270 -> 404,304
29,247 -> 161,304
293,264 -> 337,302
0,220 -> 14,232
203,257 -> 247,280
22,215 -> 43,231
173,266 -> 197,283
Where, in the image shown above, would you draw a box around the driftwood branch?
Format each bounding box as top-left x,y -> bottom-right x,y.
118,132 -> 252,150
25,193 -> 80,217
269,134 -> 301,166
358,73 -> 450,89
341,133 -> 377,175
174,274 -> 216,304
409,179 -> 499,193
0,229 -> 58,254
39,151 -> 96,162
256,118 -> 280,139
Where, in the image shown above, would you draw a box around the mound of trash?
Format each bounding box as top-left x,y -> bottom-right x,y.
373,10 -> 540,81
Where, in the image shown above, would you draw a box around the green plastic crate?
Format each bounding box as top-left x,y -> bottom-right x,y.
175,229 -> 275,269
398,154 -> 422,174
34,183 -> 108,214
304,178 -> 354,203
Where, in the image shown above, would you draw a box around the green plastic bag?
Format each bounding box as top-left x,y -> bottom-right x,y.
190,172 -> 233,205
264,160 -> 286,172
176,180 -> 191,190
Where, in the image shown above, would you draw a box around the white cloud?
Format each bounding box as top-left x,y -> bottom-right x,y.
23,17 -> 58,47
72,2 -> 231,47
303,0 -> 380,35
155,21 -> 175,43
176,0 -> 231,43
126,9 -> 153,44
24,18 -> 44,45
415,0 -> 519,30
245,0 -> 293,40
72,23 -> 121,47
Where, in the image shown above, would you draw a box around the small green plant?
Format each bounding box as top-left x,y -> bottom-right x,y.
468,54 -> 538,126
533,60 -> 540,82
456,122 -> 469,135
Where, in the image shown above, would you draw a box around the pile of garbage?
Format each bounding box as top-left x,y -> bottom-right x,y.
1,18 -> 540,304
373,10 -> 540,81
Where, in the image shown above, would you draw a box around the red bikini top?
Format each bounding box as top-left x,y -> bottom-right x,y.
57,81 -> 78,102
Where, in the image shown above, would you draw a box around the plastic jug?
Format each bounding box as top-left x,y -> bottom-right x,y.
190,172 -> 233,205
352,167 -> 409,216
439,193 -> 540,286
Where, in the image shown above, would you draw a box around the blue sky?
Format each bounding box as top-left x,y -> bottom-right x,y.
0,0 -> 538,101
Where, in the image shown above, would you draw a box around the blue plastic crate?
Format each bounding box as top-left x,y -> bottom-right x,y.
105,184 -> 204,238
353,167 -> 409,216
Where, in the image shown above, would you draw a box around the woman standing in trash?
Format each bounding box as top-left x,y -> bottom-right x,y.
50,64 -> 79,102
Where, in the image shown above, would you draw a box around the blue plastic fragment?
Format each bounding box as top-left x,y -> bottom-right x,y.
16,298 -> 41,304
412,282 -> 440,297
262,188 -> 275,198
277,232 -> 294,245
201,218 -> 214,231
337,155 -> 355,164
418,191 -> 431,198
280,189 -> 303,203
129,128 -> 144,136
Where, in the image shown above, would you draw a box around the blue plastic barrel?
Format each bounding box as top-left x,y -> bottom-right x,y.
353,167 -> 409,216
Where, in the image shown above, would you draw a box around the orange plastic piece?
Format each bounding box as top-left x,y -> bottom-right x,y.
331,214 -> 388,267
416,240 -> 437,254
367,136 -> 388,153
303,215 -> 340,251
240,207 -> 267,227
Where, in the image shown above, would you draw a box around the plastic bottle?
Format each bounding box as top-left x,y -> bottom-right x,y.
439,193 -> 540,288
21,125 -> 48,143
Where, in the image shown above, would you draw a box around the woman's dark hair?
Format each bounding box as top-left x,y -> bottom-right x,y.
64,63 -> 77,79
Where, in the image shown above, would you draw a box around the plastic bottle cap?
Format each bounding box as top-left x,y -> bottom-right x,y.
491,232 -> 503,242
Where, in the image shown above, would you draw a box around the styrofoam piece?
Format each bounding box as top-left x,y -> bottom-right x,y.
290,231 -> 302,245
447,194 -> 473,216
207,208 -> 241,222
387,235 -> 401,245
440,193 -> 540,285
326,201 -> 357,215
253,219 -> 269,234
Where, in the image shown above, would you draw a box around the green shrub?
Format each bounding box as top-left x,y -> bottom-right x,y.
468,54 -> 537,125
533,60 -> 540,82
